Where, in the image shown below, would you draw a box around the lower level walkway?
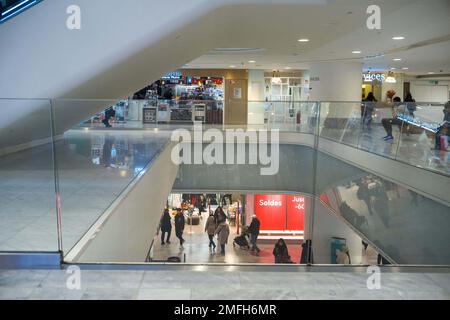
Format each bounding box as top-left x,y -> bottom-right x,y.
0,268 -> 449,300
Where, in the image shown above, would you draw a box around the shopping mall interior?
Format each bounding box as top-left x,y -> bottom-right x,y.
0,0 -> 449,300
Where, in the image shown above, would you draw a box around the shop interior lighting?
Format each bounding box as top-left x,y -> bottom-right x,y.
385,71 -> 396,83
271,70 -> 282,84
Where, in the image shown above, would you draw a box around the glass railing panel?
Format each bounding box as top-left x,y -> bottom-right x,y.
51,99 -> 172,254
0,98 -> 59,251
318,102 -> 363,148
356,103 -> 398,160
395,103 -> 449,175
314,155 -> 450,265
248,101 -> 319,132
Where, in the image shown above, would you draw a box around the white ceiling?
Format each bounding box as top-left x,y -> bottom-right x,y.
185,0 -> 450,76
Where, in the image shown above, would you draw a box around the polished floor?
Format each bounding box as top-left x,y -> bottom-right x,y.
0,268 -> 448,300
0,130 -> 170,252
151,215 -> 302,264
151,214 -> 378,265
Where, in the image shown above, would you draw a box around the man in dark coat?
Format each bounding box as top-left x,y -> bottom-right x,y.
174,208 -> 185,248
159,209 -> 172,245
248,215 -> 261,253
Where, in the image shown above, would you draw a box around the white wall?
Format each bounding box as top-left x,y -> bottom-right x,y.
247,69 -> 266,124
67,142 -> 179,263
312,200 -> 363,264
410,81 -> 449,103
309,61 -> 363,102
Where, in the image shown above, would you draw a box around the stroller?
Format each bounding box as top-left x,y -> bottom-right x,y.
233,229 -> 250,250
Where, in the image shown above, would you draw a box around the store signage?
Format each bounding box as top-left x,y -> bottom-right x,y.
254,194 -> 305,231
258,199 -> 282,206
310,76 -> 320,81
161,71 -> 182,80
287,195 -> 305,230
254,194 -> 286,230
363,73 -> 385,82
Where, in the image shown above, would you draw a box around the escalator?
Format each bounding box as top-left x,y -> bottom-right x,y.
0,0 -> 43,24
66,137 -> 450,265
171,142 -> 450,265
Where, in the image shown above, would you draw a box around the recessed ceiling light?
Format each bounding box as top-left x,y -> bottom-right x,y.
248,60 -> 256,63
428,72 -> 435,74
390,67 -> 396,70
352,50 -> 362,54
298,38 -> 309,42
393,58 -> 402,61
229,65 -> 236,68
285,67 -> 292,70
392,36 -> 405,40
402,67 -> 409,70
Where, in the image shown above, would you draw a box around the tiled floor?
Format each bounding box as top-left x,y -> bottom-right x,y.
151,213 -> 378,264
0,269 -> 448,300
151,214 -> 302,264
0,130 -> 170,252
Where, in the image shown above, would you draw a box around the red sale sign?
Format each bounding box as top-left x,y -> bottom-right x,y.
287,195 -> 305,231
254,194 -> 305,232
254,194 -> 286,230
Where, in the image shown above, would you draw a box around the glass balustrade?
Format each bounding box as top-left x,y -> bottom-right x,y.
0,97 -> 448,265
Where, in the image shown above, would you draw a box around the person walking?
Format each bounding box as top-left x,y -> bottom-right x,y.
214,206 -> 226,225
174,208 -> 185,248
215,221 -> 230,256
361,92 -> 377,130
248,215 -> 261,254
205,211 -> 217,252
159,209 -> 172,245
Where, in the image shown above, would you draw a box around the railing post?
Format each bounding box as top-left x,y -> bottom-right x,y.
49,99 -> 63,255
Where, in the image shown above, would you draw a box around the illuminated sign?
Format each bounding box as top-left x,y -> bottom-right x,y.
254,194 -> 305,231
363,73 -> 386,82
161,71 -> 182,80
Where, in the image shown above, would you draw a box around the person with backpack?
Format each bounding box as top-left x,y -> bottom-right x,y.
248,215 -> 261,254
174,208 -> 185,248
159,209 -> 172,245
205,211 -> 217,252
215,220 -> 230,256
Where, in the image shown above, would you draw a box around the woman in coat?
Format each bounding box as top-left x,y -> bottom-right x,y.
215,221 -> 230,256
159,209 -> 172,245
174,208 -> 185,248
204,212 -> 217,251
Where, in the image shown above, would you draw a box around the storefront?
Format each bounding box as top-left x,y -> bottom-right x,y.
362,72 -> 384,101
246,194 -> 305,240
